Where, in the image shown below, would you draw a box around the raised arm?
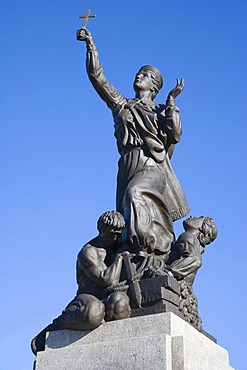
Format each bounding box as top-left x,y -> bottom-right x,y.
163,79 -> 185,158
77,29 -> 125,110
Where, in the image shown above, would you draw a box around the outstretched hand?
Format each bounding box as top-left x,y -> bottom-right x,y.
76,28 -> 94,45
168,78 -> 185,99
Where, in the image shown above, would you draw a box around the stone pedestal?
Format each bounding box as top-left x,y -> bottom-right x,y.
34,312 -> 234,370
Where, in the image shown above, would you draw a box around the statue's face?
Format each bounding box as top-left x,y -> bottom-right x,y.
102,226 -> 123,247
183,216 -> 205,231
134,70 -> 154,92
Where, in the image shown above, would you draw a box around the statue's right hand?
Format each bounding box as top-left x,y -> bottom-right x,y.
167,79 -> 185,99
76,28 -> 93,44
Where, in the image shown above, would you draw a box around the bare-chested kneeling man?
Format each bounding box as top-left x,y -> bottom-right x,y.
53,211 -> 130,330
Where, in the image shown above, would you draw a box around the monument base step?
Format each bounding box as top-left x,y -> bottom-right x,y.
34,312 -> 234,370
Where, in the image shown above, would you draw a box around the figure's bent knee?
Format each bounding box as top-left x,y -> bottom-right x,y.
104,292 -> 130,322
114,293 -> 131,319
85,299 -> 105,328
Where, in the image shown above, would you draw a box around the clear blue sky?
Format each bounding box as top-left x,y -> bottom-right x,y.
1,1 -> 246,369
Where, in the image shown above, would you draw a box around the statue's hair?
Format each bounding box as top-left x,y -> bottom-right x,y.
138,65 -> 163,96
97,211 -> 125,233
198,217 -> 217,247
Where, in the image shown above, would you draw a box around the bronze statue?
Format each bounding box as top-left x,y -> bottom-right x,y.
31,212 -> 130,354
31,15 -> 219,355
126,216 -> 218,286
77,28 -> 189,259
168,216 -> 217,285
53,211 -> 131,330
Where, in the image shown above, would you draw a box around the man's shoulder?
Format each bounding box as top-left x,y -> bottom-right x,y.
77,238 -> 100,260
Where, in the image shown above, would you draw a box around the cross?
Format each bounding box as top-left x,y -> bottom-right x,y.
79,9 -> 96,29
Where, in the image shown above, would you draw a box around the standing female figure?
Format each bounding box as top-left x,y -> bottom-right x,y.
79,29 -> 189,259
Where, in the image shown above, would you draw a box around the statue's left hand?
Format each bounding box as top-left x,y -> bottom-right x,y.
168,79 -> 185,99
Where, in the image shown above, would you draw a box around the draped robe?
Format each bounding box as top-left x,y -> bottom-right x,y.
86,43 -> 189,257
